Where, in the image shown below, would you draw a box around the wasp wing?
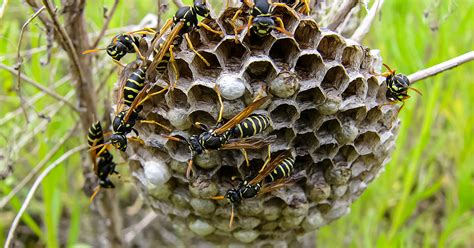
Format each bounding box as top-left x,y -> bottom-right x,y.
213,96 -> 270,135
256,173 -> 304,196
219,135 -> 276,150
248,150 -> 292,185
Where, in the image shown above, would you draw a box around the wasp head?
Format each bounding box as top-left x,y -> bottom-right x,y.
252,16 -> 275,37
194,0 -> 210,18
189,135 -> 204,155
99,178 -> 115,188
225,188 -> 242,204
110,133 -> 127,151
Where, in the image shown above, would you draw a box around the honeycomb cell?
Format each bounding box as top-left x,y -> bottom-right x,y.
218,7 -> 247,36
292,132 -> 319,155
269,38 -> 300,66
363,107 -> 383,126
294,53 -> 325,82
333,145 -> 358,164
188,110 -> 216,128
354,131 -> 380,155
312,143 -> 339,162
351,154 -> 377,177
316,119 -> 342,142
338,106 -> 367,124
296,87 -> 326,110
191,51 -> 222,79
320,66 -> 349,93
243,59 -> 277,82
366,76 -> 379,100
295,154 -> 314,169
317,34 -> 345,61
294,109 -> 319,133
173,58 -> 194,81
341,45 -> 363,70
141,112 -> 172,133
242,31 -> 277,54
271,5 -> 300,34
269,71 -> 299,98
342,77 -> 366,101
215,39 -> 249,68
269,103 -> 299,129
198,18 -> 224,44
188,84 -> 219,108
269,127 -> 296,150
147,85 -> 168,107
294,19 -> 320,49
165,133 -> 191,161
166,88 -> 190,109
324,164 -> 351,186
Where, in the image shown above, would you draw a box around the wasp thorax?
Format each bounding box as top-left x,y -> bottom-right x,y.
110,134 -> 127,151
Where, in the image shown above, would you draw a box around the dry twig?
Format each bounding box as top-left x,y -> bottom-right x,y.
326,0 -> 359,30
408,51 -> 474,84
123,211 -> 158,243
4,145 -> 86,248
351,0 -> 384,43
172,0 -> 184,8
91,0 -> 120,49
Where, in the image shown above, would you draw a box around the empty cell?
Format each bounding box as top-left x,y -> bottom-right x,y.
317,34 -> 344,61
313,143 -> 339,160
218,7 -> 248,36
295,154 -> 314,169
271,5 -> 300,32
270,104 -> 298,125
342,78 -> 366,100
269,38 -> 300,65
338,106 -> 367,124
316,119 -> 342,139
292,132 -> 319,155
188,85 -> 219,107
198,18 -> 224,43
366,76 -> 380,100
294,53 -> 324,81
141,113 -> 172,133
341,46 -> 363,69
363,107 -> 383,125
333,145 -> 358,164
270,127 -> 296,147
242,31 -> 277,53
166,88 -> 190,109
320,66 -> 349,92
294,108 -> 320,133
172,58 -> 194,81
189,110 -> 217,128
147,85 -> 168,107
354,131 -> 380,155
191,52 -> 222,79
296,87 -> 326,108
244,60 -> 277,81
165,134 -> 191,160
215,39 -> 248,67
294,20 -> 320,49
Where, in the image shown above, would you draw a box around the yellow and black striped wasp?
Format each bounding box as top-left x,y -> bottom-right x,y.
230,0 -> 294,43
211,149 -> 300,228
82,28 -> 155,66
87,121 -> 119,203
166,87 -> 273,178
379,63 -> 422,112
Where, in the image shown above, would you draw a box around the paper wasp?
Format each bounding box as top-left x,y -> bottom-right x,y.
82,28 -> 155,65
87,121 -> 119,203
211,149 -> 299,228
230,0 -> 294,43
380,63 -> 422,112
166,87 -> 272,178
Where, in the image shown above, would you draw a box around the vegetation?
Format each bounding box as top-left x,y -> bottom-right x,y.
0,0 -> 472,247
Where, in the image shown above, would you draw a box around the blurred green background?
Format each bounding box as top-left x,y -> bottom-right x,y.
0,0 -> 472,247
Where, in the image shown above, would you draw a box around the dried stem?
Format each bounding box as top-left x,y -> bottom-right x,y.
172,0 -> 184,8
326,0 -> 359,30
4,145 -> 86,248
123,211 -> 158,243
408,51 -> 474,84
91,0 -> 120,49
351,0 -> 385,43
0,63 -> 80,112
0,124 -> 79,209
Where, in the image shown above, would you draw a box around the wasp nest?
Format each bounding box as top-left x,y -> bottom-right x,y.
121,6 -> 398,247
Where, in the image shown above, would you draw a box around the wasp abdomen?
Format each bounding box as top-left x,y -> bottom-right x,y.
265,157 -> 295,183
124,67 -> 146,106
232,114 -> 271,138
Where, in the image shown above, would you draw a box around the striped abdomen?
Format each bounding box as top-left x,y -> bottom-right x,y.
88,121 -> 105,147
231,114 -> 271,138
124,67 -> 146,106
265,157 -> 295,183
156,44 -> 171,74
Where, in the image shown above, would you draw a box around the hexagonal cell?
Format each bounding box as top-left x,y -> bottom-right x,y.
353,154 -> 377,174
147,85 -> 168,107
295,87 -> 326,110
271,5 -> 300,34
294,53 -> 325,82
320,66 -> 349,93
292,132 -> 319,155
165,134 -> 191,161
173,58 -> 194,81
188,110 -> 217,128
333,145 -> 358,164
312,143 -> 339,161
218,7 -> 248,36
316,119 -> 342,141
354,131 -> 380,155
198,18 -> 225,44
141,112 -> 172,133
166,88 -> 190,109
342,78 -> 366,100
242,32 -> 276,54
317,34 -> 345,61
269,38 -> 300,67
191,51 -> 222,79
294,19 -> 320,49
188,84 -> 219,107
338,106 -> 367,124
243,59 -> 277,82
185,30 -> 204,50
360,48 -> 374,71
294,108 -> 319,133
341,45 -> 363,70
363,107 -> 383,126
269,127 -> 296,149
270,104 -> 299,128
215,39 -> 248,69
366,76 -> 380,100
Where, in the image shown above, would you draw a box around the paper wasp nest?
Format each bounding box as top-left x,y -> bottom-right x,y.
121,6 -> 399,247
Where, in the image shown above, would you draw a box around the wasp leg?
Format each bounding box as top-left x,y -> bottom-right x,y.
130,42 -> 147,62
193,122 -> 209,131
128,27 -> 157,36
112,59 -> 126,68
258,145 -> 272,172
229,204 -> 235,228
273,17 -> 292,36
214,85 -> 224,124
140,120 -> 172,132
301,0 -> 311,15
272,3 -> 301,20
184,33 -> 210,67
245,15 -> 254,38
241,148 -> 250,167
151,19 -> 174,49
197,22 -> 224,37
137,86 -> 169,106
89,185 -> 101,204
231,9 -> 243,43
96,144 -> 111,158
186,159 -> 194,179
169,45 -> 179,85
128,136 -> 144,145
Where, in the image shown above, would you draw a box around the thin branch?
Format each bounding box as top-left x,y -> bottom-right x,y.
4,145 -> 86,248
351,0 -> 385,43
91,0 -> 120,49
0,123 -> 79,209
0,0 -> 8,19
326,0 -> 359,30
0,63 -> 80,113
172,0 -> 184,8
123,211 -> 158,243
408,51 -> 474,84
16,6 -> 46,123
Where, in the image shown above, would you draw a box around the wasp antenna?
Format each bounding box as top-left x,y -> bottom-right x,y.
382,63 -> 395,74
186,159 -> 194,179
409,87 -> 423,96
82,48 -> 105,54
89,186 -> 101,204
210,195 -> 225,200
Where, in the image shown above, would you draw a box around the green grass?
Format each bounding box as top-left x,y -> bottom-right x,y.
0,0 -> 472,247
